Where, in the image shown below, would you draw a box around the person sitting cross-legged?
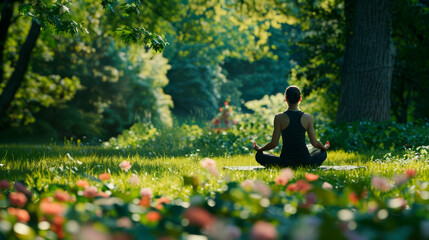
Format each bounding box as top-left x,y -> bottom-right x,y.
253,85 -> 330,168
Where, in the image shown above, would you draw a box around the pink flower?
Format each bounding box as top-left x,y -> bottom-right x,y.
305,173 -> 319,182
9,192 -> 27,207
405,169 -> 417,178
241,179 -> 255,191
183,207 -> 215,228
371,176 -> 392,192
83,186 -> 98,198
200,158 -> 219,177
140,188 -> 153,198
203,221 -> 242,240
77,180 -> 89,188
254,180 -> 272,197
119,161 -> 132,171
393,175 -> 408,186
99,173 -> 110,181
129,175 -> 140,185
274,175 -> 288,186
201,158 -> 216,168
322,182 -> 333,189
96,191 -> 110,198
250,221 -> 278,240
117,217 -> 133,228
40,198 -> 66,215
0,180 -> 10,190
275,168 -> 294,185
54,190 -> 72,202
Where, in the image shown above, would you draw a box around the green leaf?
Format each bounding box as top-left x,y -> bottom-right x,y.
18,3 -> 32,14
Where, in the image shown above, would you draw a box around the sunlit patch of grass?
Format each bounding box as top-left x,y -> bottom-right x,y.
1,144 -> 428,201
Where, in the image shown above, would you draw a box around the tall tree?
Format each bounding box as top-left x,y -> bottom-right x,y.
337,0 -> 396,122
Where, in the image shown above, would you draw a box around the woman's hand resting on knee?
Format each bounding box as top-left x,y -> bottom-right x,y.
253,142 -> 261,151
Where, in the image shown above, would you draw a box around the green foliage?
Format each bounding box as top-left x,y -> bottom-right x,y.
0,18 -> 82,125
18,0 -> 87,35
391,0 -> 429,122
223,24 -> 296,104
117,26 -> 168,52
163,0 -> 290,118
320,121 -> 429,151
34,36 -> 173,138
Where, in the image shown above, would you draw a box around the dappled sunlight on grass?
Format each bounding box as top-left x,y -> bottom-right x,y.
1,145 -> 428,200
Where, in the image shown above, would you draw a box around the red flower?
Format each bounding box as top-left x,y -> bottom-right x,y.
9,192 -> 27,207
305,173 -> 319,182
214,119 -> 220,125
224,101 -> 229,106
405,169 -> 417,178
219,107 -> 223,112
224,119 -> 229,125
287,180 -> 312,194
17,209 -> 30,222
147,211 -> 162,222
156,196 -> 171,210
140,197 -> 151,207
99,173 -> 110,181
8,207 -> 30,222
348,192 -> 359,204
77,180 -> 89,188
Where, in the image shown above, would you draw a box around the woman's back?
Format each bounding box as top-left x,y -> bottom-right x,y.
280,110 -> 310,166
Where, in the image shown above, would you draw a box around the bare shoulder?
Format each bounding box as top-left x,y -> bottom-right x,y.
275,112 -> 287,119
301,113 -> 313,129
302,113 -> 313,121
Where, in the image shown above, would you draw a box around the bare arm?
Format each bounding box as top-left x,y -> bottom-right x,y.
306,115 -> 328,151
254,115 -> 281,151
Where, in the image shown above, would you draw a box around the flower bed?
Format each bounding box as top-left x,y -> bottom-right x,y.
1,159 -> 429,240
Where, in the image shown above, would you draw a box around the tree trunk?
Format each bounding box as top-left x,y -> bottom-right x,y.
0,20 -> 40,120
0,0 -> 14,83
337,0 -> 396,122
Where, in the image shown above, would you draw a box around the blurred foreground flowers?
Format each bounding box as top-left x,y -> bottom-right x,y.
0,163 -> 428,240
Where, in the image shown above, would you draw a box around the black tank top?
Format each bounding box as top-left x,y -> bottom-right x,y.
280,110 -> 310,165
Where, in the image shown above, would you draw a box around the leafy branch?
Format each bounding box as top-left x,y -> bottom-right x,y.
117,26 -> 168,52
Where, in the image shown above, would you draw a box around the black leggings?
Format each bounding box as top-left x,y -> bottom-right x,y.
255,149 -> 327,168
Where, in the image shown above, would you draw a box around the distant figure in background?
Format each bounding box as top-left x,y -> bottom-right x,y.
253,85 -> 330,168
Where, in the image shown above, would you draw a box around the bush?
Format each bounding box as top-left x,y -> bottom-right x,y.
319,121 -> 429,151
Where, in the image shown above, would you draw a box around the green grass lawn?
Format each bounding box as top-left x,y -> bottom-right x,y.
1,144 -> 428,239
1,144 -> 428,198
